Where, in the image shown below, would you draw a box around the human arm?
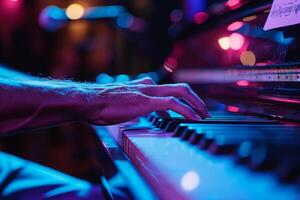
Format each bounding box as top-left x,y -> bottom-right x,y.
0,67 -> 209,134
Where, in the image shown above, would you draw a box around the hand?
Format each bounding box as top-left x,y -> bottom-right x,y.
80,77 -> 209,125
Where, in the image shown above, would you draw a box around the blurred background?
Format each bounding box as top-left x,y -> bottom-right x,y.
0,0 -> 182,81
1,0 -> 295,185
0,0 -> 203,184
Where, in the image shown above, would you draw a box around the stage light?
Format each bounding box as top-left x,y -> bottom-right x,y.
218,37 -> 230,50
194,12 -> 208,24
227,21 -> 244,31
66,3 -> 84,20
229,33 -> 245,50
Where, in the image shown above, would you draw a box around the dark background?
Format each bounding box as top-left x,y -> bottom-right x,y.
0,0 -> 183,183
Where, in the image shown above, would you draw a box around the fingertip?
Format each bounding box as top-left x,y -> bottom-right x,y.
192,114 -> 202,121
195,108 -> 210,119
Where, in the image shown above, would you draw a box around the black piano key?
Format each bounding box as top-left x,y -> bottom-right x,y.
243,141 -> 300,171
166,118 -> 280,132
174,124 -> 190,137
250,145 -> 285,171
209,134 -> 263,155
199,127 -> 300,152
189,130 -> 204,144
178,124 -> 298,147
208,133 -> 299,155
276,157 -> 300,182
159,118 -> 172,129
175,123 -> 271,138
154,118 -> 163,127
180,128 -> 195,141
147,114 -> 155,121
152,117 -> 161,125
198,128 -> 261,149
165,119 -> 201,132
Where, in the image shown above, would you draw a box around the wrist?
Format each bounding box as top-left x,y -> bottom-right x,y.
57,86 -> 89,122
64,86 -> 105,124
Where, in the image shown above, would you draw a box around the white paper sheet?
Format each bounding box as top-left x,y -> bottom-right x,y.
264,0 -> 300,30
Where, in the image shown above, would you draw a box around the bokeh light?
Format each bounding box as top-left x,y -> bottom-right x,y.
218,37 -> 230,50
236,80 -> 249,87
39,6 -> 65,31
163,57 -> 178,72
242,15 -> 257,22
238,141 -> 252,158
194,12 -> 208,24
170,9 -> 183,23
66,3 -> 84,20
229,33 -> 245,50
227,21 -> 244,31
240,51 -> 256,66
96,73 -> 114,84
227,105 -> 240,112
115,74 -> 130,83
180,171 -> 200,191
225,0 -> 241,9
117,13 -> 134,28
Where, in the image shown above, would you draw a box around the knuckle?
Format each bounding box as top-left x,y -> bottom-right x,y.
142,77 -> 155,84
144,77 -> 153,82
137,93 -> 149,100
182,107 -> 195,119
187,108 -> 195,117
179,83 -> 191,93
139,85 -> 153,94
166,96 -> 176,104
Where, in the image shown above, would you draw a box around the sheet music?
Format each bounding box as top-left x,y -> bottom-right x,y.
264,0 -> 300,30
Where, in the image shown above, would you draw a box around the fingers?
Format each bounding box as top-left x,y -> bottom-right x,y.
141,83 -> 209,118
148,97 -> 202,120
127,77 -> 156,85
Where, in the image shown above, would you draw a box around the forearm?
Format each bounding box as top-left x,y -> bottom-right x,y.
0,66 -> 209,134
0,78 -> 86,134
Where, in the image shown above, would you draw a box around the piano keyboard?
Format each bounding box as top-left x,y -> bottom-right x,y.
104,111 -> 300,200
